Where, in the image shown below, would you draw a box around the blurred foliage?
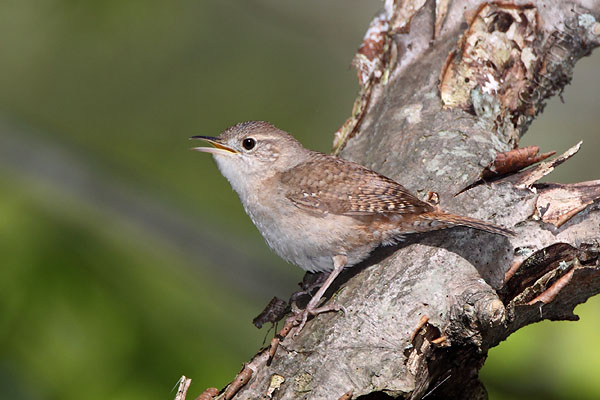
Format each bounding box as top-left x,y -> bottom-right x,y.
0,1 -> 598,399
482,296 -> 600,400
0,172 -> 265,399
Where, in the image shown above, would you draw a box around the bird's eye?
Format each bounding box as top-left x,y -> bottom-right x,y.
242,138 -> 256,150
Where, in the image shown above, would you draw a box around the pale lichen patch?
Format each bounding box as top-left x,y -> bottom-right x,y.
578,13 -> 597,30
398,103 -> 423,125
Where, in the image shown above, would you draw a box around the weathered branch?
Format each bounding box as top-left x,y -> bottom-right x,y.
186,1 -> 600,399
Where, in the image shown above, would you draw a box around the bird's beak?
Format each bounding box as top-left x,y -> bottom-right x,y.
190,136 -> 238,155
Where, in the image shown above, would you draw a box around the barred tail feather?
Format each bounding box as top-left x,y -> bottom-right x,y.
420,212 -> 515,237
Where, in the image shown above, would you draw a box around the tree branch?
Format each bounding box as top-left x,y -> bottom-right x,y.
186,1 -> 600,399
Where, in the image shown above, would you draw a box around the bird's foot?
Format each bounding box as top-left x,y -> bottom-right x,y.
289,302 -> 346,336
288,255 -> 348,337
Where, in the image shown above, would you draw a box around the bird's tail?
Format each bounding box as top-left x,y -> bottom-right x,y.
418,211 -> 515,237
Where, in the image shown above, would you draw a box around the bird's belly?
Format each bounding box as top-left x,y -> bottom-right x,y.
247,206 -> 375,273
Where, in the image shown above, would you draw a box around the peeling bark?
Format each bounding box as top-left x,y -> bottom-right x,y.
186,1 -> 600,399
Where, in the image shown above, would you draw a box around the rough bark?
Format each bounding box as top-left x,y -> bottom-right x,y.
192,1 -> 600,399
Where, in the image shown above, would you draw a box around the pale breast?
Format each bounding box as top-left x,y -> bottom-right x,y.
243,191 -> 380,272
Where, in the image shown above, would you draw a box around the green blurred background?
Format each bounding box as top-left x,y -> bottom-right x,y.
0,1 -> 598,399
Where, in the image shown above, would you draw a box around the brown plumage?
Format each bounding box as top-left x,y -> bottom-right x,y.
193,121 -> 515,332
281,152 -> 433,216
280,151 -> 513,237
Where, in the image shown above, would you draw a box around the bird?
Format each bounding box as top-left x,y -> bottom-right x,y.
191,121 -> 513,331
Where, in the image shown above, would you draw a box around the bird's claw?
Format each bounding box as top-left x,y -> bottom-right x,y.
291,302 -> 345,336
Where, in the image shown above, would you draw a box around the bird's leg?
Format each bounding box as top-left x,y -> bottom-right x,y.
291,254 -> 347,334
305,254 -> 347,311
289,271 -> 329,305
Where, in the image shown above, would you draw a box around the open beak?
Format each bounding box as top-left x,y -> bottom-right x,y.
190,136 -> 238,155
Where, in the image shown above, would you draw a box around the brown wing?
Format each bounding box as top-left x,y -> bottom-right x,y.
280,152 -> 434,216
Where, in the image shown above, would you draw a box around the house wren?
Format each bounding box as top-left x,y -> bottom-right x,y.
192,121 -> 513,329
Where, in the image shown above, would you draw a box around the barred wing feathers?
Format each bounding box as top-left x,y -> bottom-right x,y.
280,153 -> 434,216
